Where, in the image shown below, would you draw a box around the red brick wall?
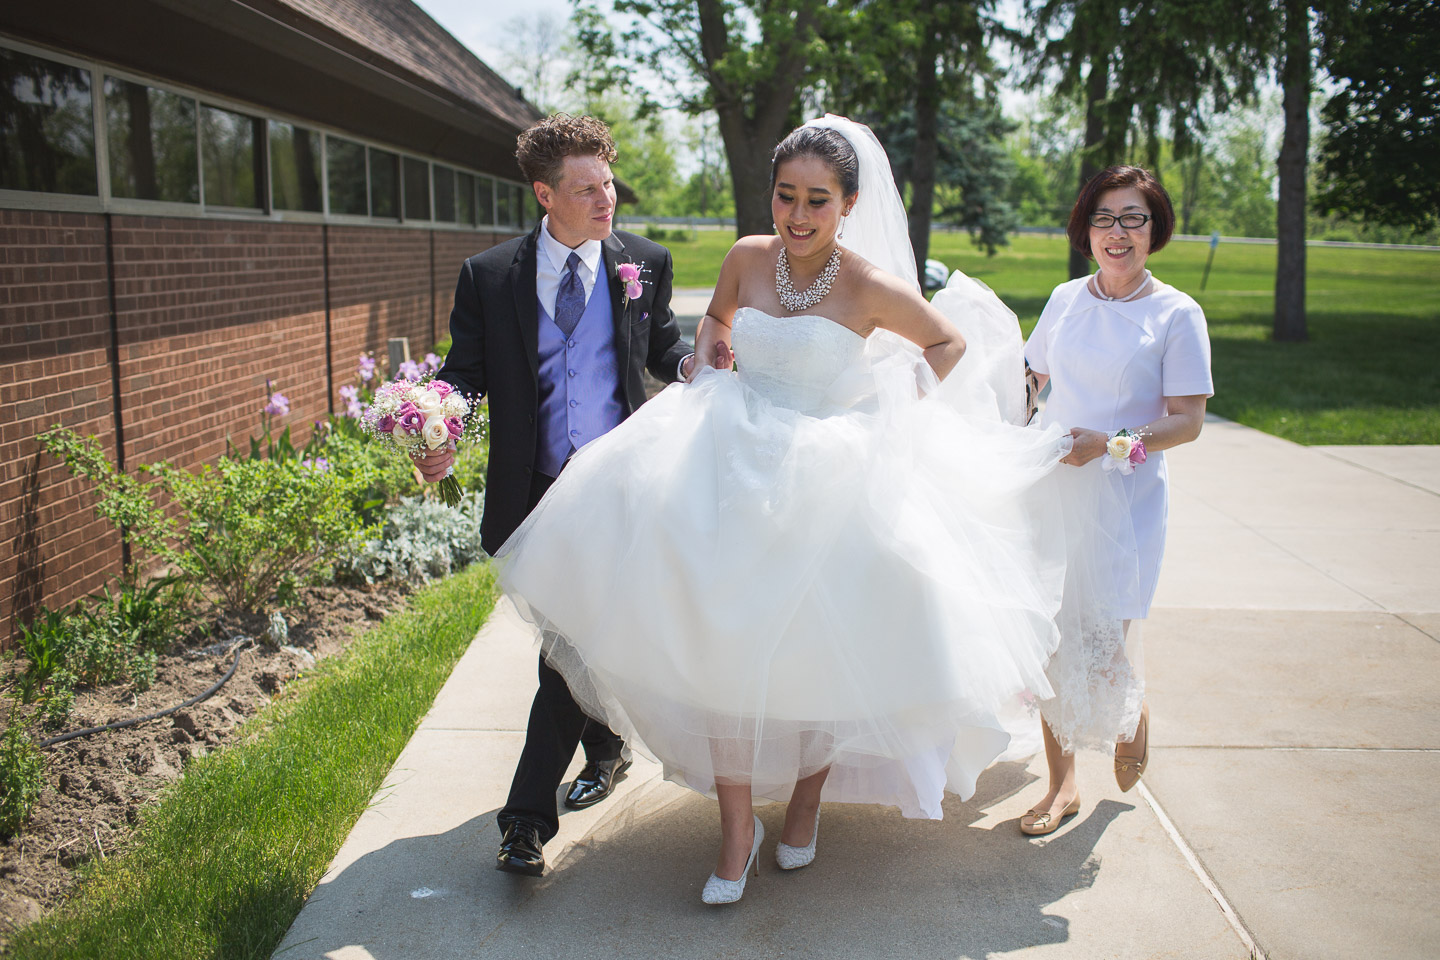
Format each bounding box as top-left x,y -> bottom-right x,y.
1,209 -> 502,643
0,211 -> 124,640
112,216 -> 328,469
433,231 -> 503,345
328,226 -> 434,399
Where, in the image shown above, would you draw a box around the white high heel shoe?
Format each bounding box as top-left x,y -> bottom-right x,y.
775,807 -> 821,870
701,815 -> 763,905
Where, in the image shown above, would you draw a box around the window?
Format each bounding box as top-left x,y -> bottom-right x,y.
105,77 -> 197,203
200,104 -> 262,209
370,147 -> 398,219
0,47 -> 96,195
495,180 -> 512,227
477,176 -> 495,226
269,120 -> 321,212
402,156 -> 430,220
456,170 -> 474,225
508,184 -> 525,228
433,165 -> 455,223
326,135 -> 366,215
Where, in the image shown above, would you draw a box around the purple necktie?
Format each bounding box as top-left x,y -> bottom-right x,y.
554,251 -> 585,337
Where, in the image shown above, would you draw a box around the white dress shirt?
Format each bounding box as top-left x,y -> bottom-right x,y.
537,215 -> 604,318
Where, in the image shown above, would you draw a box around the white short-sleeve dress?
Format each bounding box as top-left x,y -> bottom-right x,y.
1023,276 -> 1213,750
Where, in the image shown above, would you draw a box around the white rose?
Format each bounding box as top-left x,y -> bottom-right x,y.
414,389 -> 444,417
392,422 -> 410,443
422,415 -> 449,449
1107,434 -> 1133,460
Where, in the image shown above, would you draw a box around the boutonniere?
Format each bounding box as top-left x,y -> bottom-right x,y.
616,260 -> 645,309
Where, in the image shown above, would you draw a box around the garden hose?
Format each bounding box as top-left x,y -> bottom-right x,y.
38,636 -> 255,749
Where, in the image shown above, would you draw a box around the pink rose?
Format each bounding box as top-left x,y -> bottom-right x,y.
395,402 -> 423,435
1129,441 -> 1148,465
377,413 -> 396,432
430,379 -> 453,399
616,262 -> 640,283
445,416 -> 464,441
626,280 -> 642,300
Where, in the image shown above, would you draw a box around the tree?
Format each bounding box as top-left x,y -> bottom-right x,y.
1314,0 -> 1440,234
495,12 -> 574,112
1273,0 -> 1313,342
824,1 -> 1006,271
571,0 -> 850,238
1024,0 -> 1272,278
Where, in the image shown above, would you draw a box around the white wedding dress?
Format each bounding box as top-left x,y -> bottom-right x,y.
496,298 -> 1134,819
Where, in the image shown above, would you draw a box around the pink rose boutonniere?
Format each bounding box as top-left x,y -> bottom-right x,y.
617,261 -> 644,309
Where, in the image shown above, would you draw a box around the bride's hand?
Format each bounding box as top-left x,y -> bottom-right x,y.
1060,427 -> 1108,466
689,340 -> 733,381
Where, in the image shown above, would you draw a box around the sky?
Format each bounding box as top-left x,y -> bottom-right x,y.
412,0 -> 569,80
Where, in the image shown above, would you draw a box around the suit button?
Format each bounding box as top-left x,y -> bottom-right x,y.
525,465 -> 533,474
528,415 -> 535,424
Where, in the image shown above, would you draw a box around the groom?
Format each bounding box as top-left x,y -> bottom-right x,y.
417,115 -> 695,876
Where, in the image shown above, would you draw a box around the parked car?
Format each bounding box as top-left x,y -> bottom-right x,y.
923,258 -> 950,291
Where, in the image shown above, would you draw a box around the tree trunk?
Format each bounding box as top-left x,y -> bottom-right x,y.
908,30 -> 941,278
715,108 -> 780,238
1071,56 -> 1109,280
1274,0 -> 1310,342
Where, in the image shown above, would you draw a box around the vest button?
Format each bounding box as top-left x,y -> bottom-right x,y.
569,399 -> 578,408
568,369 -> 577,377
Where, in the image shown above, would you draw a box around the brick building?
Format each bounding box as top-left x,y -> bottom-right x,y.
0,0 -> 548,638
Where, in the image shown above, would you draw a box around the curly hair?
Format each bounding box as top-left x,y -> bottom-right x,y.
1066,165 -> 1176,259
515,114 -> 618,187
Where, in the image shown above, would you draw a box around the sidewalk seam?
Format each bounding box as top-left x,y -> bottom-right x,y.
1315,449 -> 1440,499
1139,781 -> 1267,960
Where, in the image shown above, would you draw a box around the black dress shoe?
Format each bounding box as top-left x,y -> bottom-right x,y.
496,819 -> 545,876
563,756 -> 633,809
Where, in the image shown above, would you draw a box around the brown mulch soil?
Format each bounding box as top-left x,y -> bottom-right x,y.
0,581 -> 410,940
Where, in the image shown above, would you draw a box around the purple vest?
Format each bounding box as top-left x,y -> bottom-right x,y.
535,280 -> 625,477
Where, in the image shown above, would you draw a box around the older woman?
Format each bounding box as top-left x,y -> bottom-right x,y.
1019,165 -> 1214,835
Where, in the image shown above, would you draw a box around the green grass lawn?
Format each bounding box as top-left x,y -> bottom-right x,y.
645,228 -> 1440,444
10,564 -> 501,960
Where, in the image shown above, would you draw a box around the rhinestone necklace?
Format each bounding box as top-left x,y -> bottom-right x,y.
776,246 -> 842,312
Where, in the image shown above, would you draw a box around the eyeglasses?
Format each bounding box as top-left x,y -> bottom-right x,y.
1089,213 -> 1151,229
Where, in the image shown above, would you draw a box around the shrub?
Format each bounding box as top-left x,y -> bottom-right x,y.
0,724 -> 45,838
41,428 -> 370,615
337,492 -> 486,585
65,576 -> 190,691
148,456 -> 367,613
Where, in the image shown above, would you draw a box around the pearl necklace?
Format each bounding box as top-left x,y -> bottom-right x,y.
776,246 -> 842,312
1090,269 -> 1152,302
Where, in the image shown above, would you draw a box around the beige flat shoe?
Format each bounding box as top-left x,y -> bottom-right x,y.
1019,797 -> 1081,836
1115,703 -> 1150,792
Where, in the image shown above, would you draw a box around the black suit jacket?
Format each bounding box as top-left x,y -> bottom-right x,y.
438,226 -> 691,556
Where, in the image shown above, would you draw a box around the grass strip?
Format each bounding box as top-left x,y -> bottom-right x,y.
9,562 -> 500,960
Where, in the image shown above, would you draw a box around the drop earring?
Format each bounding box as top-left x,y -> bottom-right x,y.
838,213 -> 848,240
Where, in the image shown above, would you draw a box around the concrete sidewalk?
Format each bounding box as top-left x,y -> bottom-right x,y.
274,417 -> 1439,960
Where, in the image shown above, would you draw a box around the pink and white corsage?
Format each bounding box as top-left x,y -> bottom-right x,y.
1102,428 -> 1148,475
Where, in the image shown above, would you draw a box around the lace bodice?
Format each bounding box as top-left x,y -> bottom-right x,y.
731,307 -> 866,413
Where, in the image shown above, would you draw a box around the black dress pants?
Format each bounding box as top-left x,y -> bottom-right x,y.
496,468 -> 625,844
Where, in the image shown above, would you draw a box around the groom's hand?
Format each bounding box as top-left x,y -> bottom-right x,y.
412,446 -> 454,483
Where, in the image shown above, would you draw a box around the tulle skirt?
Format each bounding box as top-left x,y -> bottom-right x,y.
496,359 -> 1135,818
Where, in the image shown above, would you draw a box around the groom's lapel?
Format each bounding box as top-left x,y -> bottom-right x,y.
509,225 -> 543,381
601,232 -> 631,366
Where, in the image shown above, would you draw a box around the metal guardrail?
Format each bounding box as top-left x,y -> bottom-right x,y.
617,219 -> 1440,252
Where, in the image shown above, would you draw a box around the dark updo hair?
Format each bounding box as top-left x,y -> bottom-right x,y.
770,126 -> 860,198
1067,165 -> 1176,258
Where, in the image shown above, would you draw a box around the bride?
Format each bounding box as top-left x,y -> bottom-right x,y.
495,116 -> 1127,904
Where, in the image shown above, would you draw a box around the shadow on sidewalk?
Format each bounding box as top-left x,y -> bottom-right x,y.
279,761 -> 1136,960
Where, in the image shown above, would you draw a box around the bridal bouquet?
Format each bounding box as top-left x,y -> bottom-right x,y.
359,375 -> 482,506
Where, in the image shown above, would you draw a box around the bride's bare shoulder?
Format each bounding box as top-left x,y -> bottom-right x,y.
726,234 -> 780,264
